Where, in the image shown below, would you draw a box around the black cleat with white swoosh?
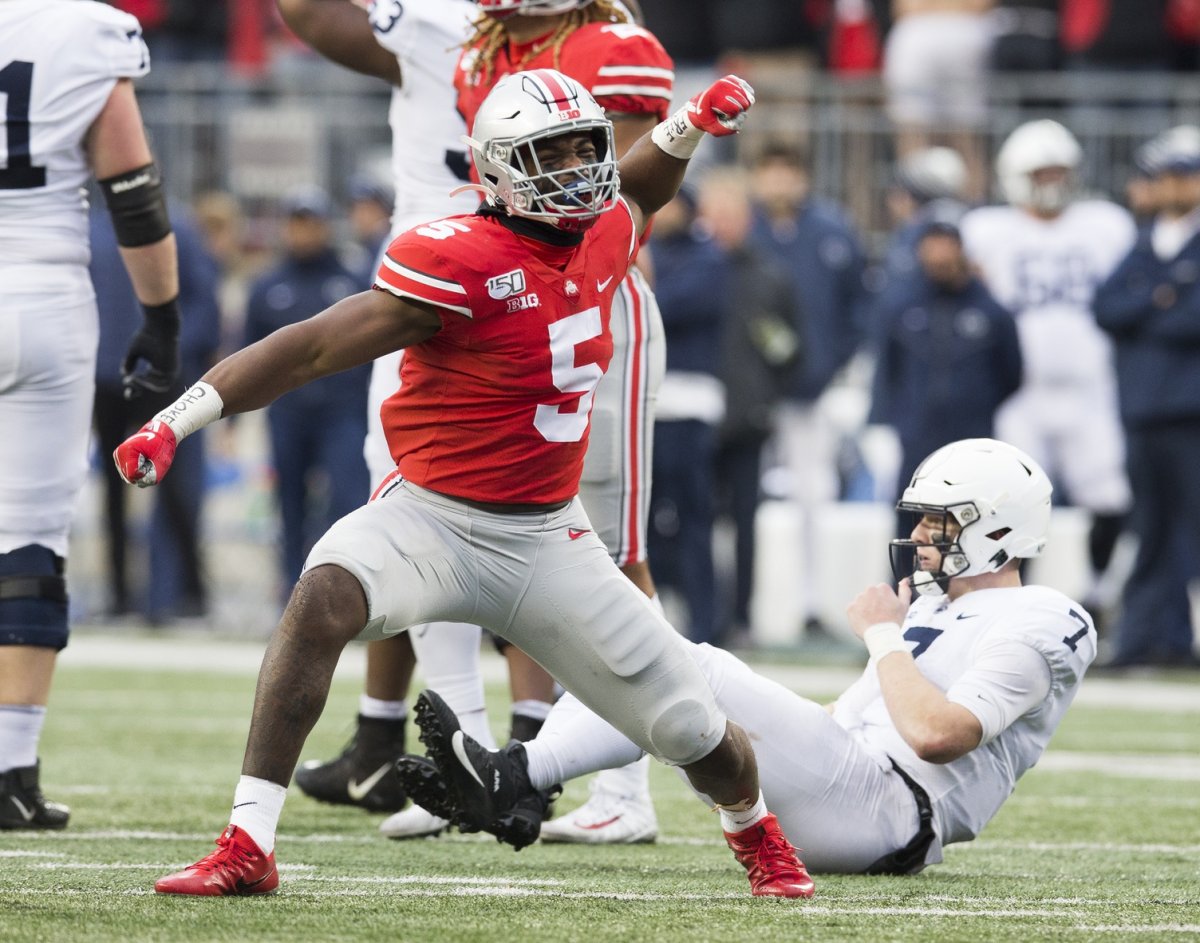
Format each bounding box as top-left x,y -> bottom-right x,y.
293,713 -> 408,812
0,761 -> 69,830
412,689 -> 558,850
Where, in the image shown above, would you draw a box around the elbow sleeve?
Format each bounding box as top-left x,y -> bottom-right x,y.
99,162 -> 172,247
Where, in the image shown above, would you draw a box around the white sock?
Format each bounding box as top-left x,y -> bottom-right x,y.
0,705 -> 46,773
718,790 -> 768,834
359,694 -> 407,721
524,692 -> 643,790
229,776 -> 288,855
511,699 -> 552,723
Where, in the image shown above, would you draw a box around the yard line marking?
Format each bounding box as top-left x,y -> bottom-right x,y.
31,862 -> 317,873
0,850 -> 66,858
1036,752 -> 1200,781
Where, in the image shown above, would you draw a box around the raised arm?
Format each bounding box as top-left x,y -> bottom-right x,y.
275,0 -> 401,84
114,290 -> 441,486
618,76 -> 755,236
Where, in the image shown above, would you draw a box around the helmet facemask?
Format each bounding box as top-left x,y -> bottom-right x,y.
482,124 -> 618,231
890,502 -> 989,597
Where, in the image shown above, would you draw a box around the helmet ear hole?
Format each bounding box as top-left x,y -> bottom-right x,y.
986,527 -> 1011,541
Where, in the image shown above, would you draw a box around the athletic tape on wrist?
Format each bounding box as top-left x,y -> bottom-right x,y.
153,381 -> 223,440
864,622 -> 909,662
651,107 -> 704,160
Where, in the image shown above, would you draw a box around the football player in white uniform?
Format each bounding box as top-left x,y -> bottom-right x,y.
276,0 -> 484,827
404,438 -> 1096,872
960,120 -> 1135,615
0,0 -> 181,828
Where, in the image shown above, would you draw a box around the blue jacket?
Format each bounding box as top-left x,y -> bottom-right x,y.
90,205 -> 222,388
749,198 -> 869,401
243,248 -> 368,415
869,272 -> 1022,455
650,227 -> 730,378
1093,225 -> 1200,426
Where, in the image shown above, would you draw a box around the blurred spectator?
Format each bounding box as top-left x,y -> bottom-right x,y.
988,0 -> 1058,72
192,190 -> 252,356
882,0 -> 993,198
89,204 -> 222,623
748,142 -> 870,633
108,0 -> 228,63
647,188 -> 730,646
242,187 -> 368,593
1093,126 -> 1200,669
882,146 -> 970,282
961,119 -> 1136,622
867,219 -> 1022,532
701,171 -> 797,644
641,0 -> 822,65
345,176 -> 394,286
1061,0 -> 1172,71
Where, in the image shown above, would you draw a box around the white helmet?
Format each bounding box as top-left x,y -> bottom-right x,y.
465,68 -> 618,232
890,438 -> 1053,597
476,0 -> 593,18
996,119 -> 1082,214
895,146 -> 968,203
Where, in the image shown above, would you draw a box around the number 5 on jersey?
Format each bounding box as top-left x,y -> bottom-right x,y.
534,307 -> 603,443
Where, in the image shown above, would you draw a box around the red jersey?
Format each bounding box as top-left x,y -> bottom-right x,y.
456,21 -> 674,136
372,200 -> 639,504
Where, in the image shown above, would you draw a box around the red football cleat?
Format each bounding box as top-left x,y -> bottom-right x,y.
724,813 -> 815,898
155,825 -> 278,896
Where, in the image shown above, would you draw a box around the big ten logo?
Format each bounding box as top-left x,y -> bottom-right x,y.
557,109 -> 582,121
416,220 -> 471,241
507,293 -> 540,312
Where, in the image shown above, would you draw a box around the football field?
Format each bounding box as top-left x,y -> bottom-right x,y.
2,634 -> 1198,943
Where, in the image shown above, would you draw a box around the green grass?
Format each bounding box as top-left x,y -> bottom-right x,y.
2,658 -> 1198,943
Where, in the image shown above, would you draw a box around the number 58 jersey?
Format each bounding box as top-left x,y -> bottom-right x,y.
373,201 -> 639,505
0,0 -> 149,268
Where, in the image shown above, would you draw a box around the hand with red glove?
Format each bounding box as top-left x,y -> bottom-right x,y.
686,75 -> 756,137
651,75 -> 756,160
113,419 -> 178,488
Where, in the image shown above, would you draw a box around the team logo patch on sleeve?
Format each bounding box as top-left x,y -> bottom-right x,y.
487,269 -> 527,300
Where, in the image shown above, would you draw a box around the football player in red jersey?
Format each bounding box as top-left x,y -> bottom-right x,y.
118,71 -> 812,900
282,0 -> 680,844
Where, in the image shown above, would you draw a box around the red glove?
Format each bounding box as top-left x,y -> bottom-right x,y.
114,420 -> 178,487
686,75 -> 755,136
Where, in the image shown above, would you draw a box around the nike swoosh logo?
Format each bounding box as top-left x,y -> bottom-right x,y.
568,528 -> 590,540
596,276 -> 614,292
9,795 -> 35,822
347,763 -> 393,801
956,613 -> 979,620
581,816 -> 622,830
235,864 -> 277,893
232,801 -> 257,810
451,731 -> 487,791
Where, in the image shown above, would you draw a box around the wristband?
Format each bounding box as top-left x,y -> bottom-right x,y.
140,297 -> 181,335
651,107 -> 704,160
153,381 -> 224,441
864,622 -> 909,662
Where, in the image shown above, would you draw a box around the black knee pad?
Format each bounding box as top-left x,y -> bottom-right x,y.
0,545 -> 69,651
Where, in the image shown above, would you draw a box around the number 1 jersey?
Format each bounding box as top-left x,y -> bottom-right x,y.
0,0 -> 149,269
372,200 -> 638,504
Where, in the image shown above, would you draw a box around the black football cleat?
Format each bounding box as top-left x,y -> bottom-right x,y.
0,761 -> 70,830
293,714 -> 407,812
412,690 -> 559,850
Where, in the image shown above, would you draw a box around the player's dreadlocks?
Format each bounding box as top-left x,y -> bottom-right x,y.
465,1 -> 633,88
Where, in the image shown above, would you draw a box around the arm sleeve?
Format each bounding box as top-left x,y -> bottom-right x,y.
945,640 -> 1053,745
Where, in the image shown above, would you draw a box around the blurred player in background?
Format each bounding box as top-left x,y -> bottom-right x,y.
960,120 -> 1136,622
403,438 -> 1095,874
0,0 -> 181,828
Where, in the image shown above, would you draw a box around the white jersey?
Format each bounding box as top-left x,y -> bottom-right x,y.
832,585 -> 1096,847
0,0 -> 149,272
960,201 -> 1135,389
368,0 -> 479,235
